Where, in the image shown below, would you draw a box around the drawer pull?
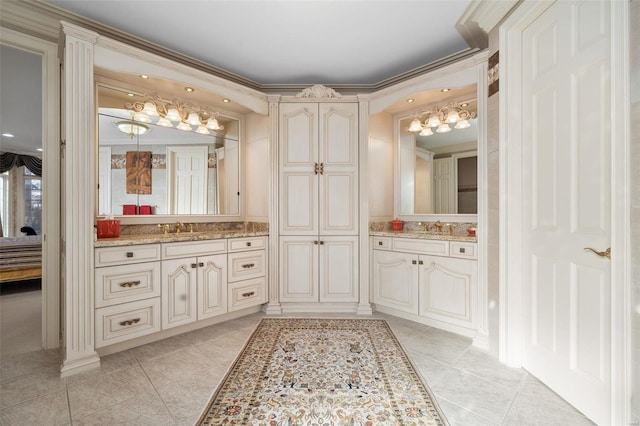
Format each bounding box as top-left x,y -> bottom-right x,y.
119,318 -> 141,327
242,291 -> 255,298
378,241 -> 383,246
119,280 -> 141,288
126,252 -> 134,258
460,248 -> 466,253
242,263 -> 255,269
246,242 -> 252,247
314,240 -> 319,245
418,260 -> 424,265
191,263 -> 198,269
412,260 -> 417,265
319,241 -> 324,245
199,262 -> 204,267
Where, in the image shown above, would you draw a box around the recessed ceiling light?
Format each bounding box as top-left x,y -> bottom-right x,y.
127,93 -> 135,97
406,98 -> 415,103
185,87 -> 195,92
441,88 -> 450,92
140,75 -> 149,79
2,133 -> 14,138
36,148 -> 43,152
222,98 -> 230,103
460,103 -> 468,107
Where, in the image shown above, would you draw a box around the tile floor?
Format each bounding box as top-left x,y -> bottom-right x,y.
0,312 -> 594,425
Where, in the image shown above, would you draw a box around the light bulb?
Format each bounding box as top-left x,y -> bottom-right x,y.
427,115 -> 440,128
166,107 -> 181,122
156,117 -> 173,127
206,117 -> 223,131
195,125 -> 210,135
436,123 -> 451,133
446,110 -> 460,123
408,118 -> 423,132
455,120 -> 471,129
143,101 -> 158,116
419,127 -> 433,136
133,111 -> 151,123
187,112 -> 201,126
176,121 -> 192,131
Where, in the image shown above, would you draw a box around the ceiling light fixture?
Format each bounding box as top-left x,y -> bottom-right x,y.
140,75 -> 149,79
407,101 -> 475,136
406,98 -> 415,103
2,133 -> 15,138
125,94 -> 225,133
222,99 -> 230,103
127,93 -> 135,97
36,148 -> 43,152
115,120 -> 150,138
441,88 -> 450,92
185,87 -> 195,92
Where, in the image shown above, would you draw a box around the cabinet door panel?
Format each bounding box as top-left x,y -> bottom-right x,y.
198,254 -> 227,320
320,171 -> 357,234
418,255 -> 477,328
279,237 -> 318,302
281,172 -> 317,234
162,257 -> 197,329
280,103 -> 318,167
372,250 -> 418,314
319,236 -> 358,302
319,103 -> 358,167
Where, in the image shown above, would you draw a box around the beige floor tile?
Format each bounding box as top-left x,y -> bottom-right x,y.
74,390 -> 175,426
437,397 -> 499,426
67,364 -> 155,420
450,347 -> 526,388
0,390 -> 70,425
138,345 -> 216,388
0,348 -> 62,381
0,365 -> 66,408
503,393 -> 594,426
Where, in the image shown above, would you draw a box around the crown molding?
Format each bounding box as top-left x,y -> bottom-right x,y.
456,0 -> 520,48
2,0 -> 493,95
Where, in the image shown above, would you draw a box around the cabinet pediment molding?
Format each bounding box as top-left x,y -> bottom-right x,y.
296,84 -> 342,99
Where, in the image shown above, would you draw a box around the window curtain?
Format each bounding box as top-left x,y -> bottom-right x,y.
0,152 -> 42,177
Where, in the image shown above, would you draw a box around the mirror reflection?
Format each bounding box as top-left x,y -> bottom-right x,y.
399,98 -> 478,215
97,90 -> 240,217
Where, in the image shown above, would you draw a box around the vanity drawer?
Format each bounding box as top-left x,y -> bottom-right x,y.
161,239 -> 227,259
372,236 -> 392,250
95,297 -> 161,348
450,242 -> 477,259
228,250 -> 266,282
228,277 -> 266,312
95,261 -> 161,308
392,238 -> 449,256
95,244 -> 161,267
228,236 -> 267,252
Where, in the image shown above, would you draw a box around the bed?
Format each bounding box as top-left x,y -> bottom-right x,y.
0,236 -> 42,282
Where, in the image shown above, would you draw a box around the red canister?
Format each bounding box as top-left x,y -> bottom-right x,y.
97,219 -> 120,238
391,218 -> 403,231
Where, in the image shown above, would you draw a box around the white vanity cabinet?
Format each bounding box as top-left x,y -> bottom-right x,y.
161,240 -> 227,329
94,235 -> 267,350
94,244 -> 162,348
372,236 -> 478,337
278,101 -> 360,309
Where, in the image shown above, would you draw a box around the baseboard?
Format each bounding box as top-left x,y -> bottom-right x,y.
60,353 -> 101,378
374,305 -> 477,339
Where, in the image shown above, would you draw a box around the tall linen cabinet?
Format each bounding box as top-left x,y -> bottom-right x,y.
278,101 -> 360,310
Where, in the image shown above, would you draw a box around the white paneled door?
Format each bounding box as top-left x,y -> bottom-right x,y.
521,1 -> 611,423
166,145 -> 208,214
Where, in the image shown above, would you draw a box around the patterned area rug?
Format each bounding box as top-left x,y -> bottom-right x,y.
198,318 -> 448,425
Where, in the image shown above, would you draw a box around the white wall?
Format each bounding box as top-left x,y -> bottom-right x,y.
368,112 -> 394,221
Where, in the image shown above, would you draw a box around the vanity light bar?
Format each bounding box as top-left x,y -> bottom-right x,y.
125,94 -> 224,133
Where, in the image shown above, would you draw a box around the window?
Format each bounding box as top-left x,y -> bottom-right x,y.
23,168 -> 42,234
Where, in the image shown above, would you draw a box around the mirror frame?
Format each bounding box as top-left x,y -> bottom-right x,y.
93,80 -> 247,225
394,104 -> 480,221
367,55 -> 488,224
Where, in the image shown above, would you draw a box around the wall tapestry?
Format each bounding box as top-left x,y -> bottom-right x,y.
126,151 -> 152,194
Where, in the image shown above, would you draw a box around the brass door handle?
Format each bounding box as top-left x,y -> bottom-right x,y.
584,247 -> 611,259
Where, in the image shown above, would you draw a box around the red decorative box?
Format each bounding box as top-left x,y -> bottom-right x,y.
122,204 -> 138,215
97,219 -> 120,238
139,205 -> 152,215
391,218 -> 403,231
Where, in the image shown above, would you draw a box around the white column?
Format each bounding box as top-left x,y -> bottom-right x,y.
357,98 -> 373,315
265,96 -> 282,314
59,22 -> 101,377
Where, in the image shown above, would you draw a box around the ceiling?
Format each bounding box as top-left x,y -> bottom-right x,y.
1,1 -> 478,156
47,0 -> 473,86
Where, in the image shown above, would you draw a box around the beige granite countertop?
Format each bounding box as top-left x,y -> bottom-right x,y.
95,231 -> 269,248
370,230 -> 477,243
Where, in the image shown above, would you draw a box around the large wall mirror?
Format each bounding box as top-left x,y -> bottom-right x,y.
397,89 -> 478,215
96,77 -> 242,219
